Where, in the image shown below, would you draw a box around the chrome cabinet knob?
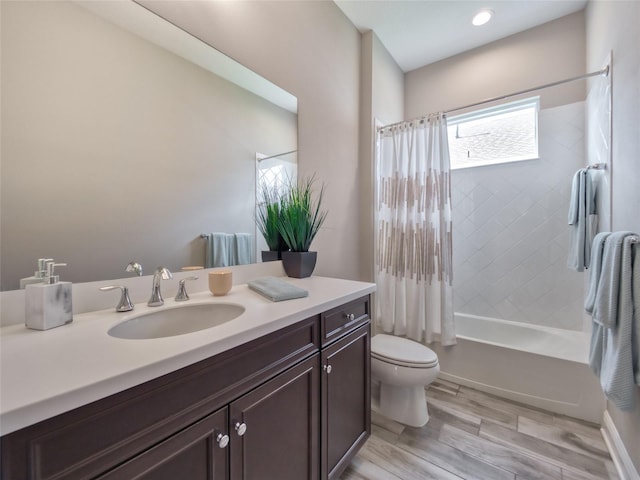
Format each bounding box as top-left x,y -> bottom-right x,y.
216,433 -> 229,449
234,422 -> 247,436
345,313 -> 355,321
324,364 -> 332,374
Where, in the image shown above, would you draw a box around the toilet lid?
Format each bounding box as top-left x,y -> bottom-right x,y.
371,334 -> 439,367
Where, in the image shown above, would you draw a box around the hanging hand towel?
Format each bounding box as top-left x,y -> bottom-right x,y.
592,231 -> 635,327
585,232 -> 611,315
567,169 -> 597,272
205,233 -> 234,268
234,233 -> 252,265
596,234 -> 639,411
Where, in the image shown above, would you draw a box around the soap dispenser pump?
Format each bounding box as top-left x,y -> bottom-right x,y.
19,258 -> 54,289
25,262 -> 73,330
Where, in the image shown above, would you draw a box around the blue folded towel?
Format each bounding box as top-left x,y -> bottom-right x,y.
248,277 -> 308,302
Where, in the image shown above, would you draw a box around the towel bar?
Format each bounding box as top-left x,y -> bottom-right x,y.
586,163 -> 606,170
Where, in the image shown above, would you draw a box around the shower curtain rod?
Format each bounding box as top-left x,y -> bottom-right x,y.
378,65 -> 609,131
257,149 -> 297,162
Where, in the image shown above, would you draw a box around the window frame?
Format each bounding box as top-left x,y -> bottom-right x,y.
447,96 -> 540,170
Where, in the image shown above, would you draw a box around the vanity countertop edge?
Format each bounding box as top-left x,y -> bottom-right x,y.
0,275 -> 376,436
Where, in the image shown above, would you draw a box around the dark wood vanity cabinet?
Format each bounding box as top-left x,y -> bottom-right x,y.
1,295 -> 370,480
320,300 -> 371,480
230,355 -> 320,480
97,407 -> 230,480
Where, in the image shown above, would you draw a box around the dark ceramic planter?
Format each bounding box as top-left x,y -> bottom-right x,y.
261,250 -> 282,262
281,251 -> 317,278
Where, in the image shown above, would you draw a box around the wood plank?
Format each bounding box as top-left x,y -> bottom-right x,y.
427,387 -> 518,429
425,396 -> 483,429
428,379 -> 460,396
358,434 -> 464,480
371,410 -> 405,436
480,420 -> 611,480
339,456 -> 403,480
517,416 -> 610,461
344,380 -> 618,480
397,425 -> 515,480
372,423 -> 402,445
560,466 -> 618,480
457,386 -> 555,425
426,401 -> 481,436
438,423 -> 563,480
552,415 -> 605,442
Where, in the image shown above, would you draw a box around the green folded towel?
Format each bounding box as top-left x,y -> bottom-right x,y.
248,276 -> 308,302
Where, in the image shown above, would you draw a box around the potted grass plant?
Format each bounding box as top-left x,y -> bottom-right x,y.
277,175 -> 327,278
256,184 -> 288,262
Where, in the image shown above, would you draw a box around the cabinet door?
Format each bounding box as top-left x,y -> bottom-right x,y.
229,354 -> 319,480
321,323 -> 371,480
97,407 -> 229,480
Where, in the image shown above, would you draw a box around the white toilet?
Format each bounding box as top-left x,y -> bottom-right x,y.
371,334 -> 440,427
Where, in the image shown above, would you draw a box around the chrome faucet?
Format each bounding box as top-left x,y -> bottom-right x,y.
126,261 -> 143,276
148,267 -> 172,307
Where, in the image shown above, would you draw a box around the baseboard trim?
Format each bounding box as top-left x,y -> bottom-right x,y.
601,410 -> 640,480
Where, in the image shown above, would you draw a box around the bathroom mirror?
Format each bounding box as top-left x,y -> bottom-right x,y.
0,0 -> 298,291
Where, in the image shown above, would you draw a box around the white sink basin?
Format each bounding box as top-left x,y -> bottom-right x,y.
108,303 -> 245,340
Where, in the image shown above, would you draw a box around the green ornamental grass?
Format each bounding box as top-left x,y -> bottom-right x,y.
256,184 -> 287,251
277,176 -> 327,252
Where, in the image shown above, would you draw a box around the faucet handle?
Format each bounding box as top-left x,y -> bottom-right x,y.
100,285 -> 134,312
175,276 -> 198,302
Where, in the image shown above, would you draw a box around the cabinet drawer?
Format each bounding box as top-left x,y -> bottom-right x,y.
321,296 -> 370,347
1,316 -> 319,480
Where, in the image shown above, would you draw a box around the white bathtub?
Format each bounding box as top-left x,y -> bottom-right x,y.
430,313 -> 606,423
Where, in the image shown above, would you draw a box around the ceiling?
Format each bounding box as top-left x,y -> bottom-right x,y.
334,0 -> 587,72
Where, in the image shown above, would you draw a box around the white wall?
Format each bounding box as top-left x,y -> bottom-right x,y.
359,31 -> 404,282
139,0 -> 363,281
405,11 -> 586,117
586,0 -> 640,473
0,1 -> 296,289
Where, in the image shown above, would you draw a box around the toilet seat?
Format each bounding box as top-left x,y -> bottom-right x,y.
371,334 -> 439,368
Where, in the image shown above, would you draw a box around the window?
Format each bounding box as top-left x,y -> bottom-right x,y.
447,97 -> 539,170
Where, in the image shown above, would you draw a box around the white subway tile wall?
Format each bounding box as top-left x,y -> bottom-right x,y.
452,102 -> 586,331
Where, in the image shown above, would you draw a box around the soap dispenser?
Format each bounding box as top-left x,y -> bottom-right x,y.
25,262 -> 73,330
19,258 -> 54,289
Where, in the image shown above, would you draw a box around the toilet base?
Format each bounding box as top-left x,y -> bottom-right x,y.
379,383 -> 429,427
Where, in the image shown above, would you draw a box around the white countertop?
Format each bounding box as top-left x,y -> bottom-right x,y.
0,276 -> 375,436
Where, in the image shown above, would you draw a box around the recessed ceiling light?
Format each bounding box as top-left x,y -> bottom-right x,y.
472,9 -> 493,26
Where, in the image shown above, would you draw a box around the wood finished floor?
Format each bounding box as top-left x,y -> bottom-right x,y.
339,379 -> 618,480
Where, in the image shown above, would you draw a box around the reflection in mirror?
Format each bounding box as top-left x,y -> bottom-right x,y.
255,150 -> 298,258
1,0 -> 297,291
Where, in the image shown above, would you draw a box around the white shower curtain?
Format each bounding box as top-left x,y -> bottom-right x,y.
376,113 -> 456,346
